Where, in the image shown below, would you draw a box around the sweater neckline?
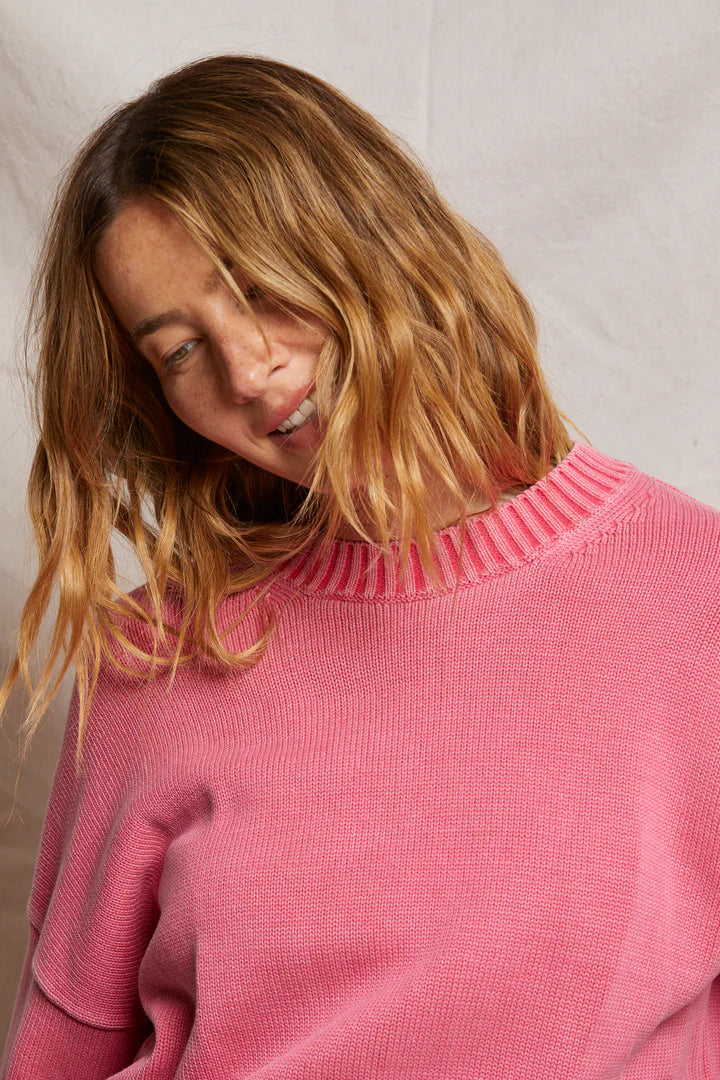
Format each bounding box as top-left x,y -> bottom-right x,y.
272,441 -> 635,600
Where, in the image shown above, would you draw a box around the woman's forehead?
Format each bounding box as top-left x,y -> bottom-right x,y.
94,200 -> 216,322
97,198 -> 195,268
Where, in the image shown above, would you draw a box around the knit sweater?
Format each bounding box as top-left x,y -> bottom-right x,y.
2,439 -> 719,1080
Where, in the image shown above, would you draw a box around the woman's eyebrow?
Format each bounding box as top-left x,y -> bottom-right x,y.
130,264 -> 228,345
131,308 -> 187,344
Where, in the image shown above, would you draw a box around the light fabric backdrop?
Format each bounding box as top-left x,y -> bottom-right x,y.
1,0 -> 718,1043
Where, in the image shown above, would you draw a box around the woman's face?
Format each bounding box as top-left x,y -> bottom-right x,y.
93,195 -> 328,488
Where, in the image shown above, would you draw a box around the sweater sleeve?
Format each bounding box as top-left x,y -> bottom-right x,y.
1,925 -> 152,1080
2,670 -> 162,1075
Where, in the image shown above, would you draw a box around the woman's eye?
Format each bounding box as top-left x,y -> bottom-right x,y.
163,339 -> 199,372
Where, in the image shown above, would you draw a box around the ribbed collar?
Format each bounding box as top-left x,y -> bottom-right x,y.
271,441 -> 636,601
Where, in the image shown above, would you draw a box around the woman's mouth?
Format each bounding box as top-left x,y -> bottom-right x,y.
272,389 -> 318,435
267,410 -> 323,449
266,387 -> 326,450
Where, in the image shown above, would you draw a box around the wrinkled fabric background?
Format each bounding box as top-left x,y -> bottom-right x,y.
1,0 -> 718,1044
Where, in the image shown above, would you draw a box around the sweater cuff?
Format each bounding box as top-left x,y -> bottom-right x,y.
1,926 -> 152,1080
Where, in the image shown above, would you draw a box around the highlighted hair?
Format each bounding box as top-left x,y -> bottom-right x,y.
1,54 -> 587,779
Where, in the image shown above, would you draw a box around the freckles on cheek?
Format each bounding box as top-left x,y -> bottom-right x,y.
158,387 -> 201,434
165,387 -> 227,445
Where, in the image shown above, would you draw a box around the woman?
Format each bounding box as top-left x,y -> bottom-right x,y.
2,54 -> 719,1080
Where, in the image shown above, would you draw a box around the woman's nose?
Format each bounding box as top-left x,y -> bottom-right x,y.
217,321 -> 288,403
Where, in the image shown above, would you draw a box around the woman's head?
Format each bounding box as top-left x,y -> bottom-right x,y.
45,53 -> 570,539
93,194 -> 328,492
3,53 -> 581,772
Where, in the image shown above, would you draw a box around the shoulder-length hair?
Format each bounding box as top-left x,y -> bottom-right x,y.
1,53 -> 585,775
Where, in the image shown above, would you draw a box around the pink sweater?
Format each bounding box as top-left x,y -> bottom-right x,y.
3,439 -> 720,1079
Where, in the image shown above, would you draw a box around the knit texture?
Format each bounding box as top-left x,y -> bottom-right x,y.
2,439 -> 720,1079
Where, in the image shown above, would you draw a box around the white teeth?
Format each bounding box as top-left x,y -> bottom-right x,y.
276,389 -> 318,434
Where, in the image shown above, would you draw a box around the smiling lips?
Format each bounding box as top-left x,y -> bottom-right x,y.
264,382 -> 316,436
275,390 -> 318,434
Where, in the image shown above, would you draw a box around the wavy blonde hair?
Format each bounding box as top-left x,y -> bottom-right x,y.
1,53 -> 587,781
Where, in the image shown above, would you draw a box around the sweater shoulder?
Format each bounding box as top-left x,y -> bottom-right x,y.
636,470 -> 720,576
584,465 -> 720,658
570,450 -> 720,575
